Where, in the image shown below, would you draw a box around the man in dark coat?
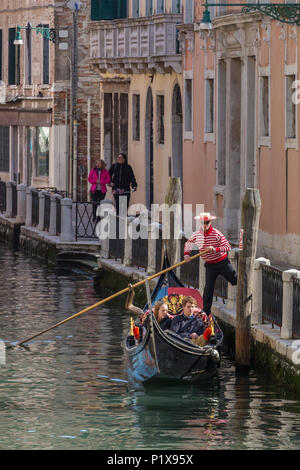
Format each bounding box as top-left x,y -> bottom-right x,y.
170,296 -> 205,339
108,153 -> 137,215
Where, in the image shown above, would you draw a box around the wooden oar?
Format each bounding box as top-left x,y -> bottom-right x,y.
11,249 -> 210,348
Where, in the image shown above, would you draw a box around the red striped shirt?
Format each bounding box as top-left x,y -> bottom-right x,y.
184,225 -> 231,263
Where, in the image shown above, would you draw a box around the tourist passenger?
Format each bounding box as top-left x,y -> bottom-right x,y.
125,285 -> 171,331
88,159 -> 111,221
108,153 -> 137,215
170,296 -> 205,339
184,212 -> 237,318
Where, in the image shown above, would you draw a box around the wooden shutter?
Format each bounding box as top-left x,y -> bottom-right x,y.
91,0 -> 127,20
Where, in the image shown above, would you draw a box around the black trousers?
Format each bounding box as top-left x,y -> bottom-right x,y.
91,190 -> 105,218
114,193 -> 131,216
203,257 -> 237,315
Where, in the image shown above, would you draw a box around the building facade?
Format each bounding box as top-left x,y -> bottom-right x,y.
89,0 -> 184,208
182,1 -> 300,267
0,0 -> 101,201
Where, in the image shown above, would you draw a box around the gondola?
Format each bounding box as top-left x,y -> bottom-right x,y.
124,255 -> 223,385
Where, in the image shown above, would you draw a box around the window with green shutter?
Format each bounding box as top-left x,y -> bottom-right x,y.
91,0 -> 127,20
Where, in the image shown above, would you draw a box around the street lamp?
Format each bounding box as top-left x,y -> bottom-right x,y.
200,2 -> 300,29
14,23 -> 56,45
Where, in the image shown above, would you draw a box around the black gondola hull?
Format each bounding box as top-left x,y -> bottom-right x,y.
124,255 -> 222,386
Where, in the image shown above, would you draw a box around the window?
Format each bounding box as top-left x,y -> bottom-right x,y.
184,0 -> 194,23
157,95 -> 165,144
157,0 -> 165,13
0,126 -> 9,172
286,74 -> 296,139
172,0 -> 181,13
91,0 -> 128,20
132,94 -> 140,141
184,78 -> 192,133
146,0 -> 153,15
260,75 -> 269,137
25,27 -> 32,85
132,0 -> 140,17
8,28 -> 20,85
205,78 -> 214,134
36,127 -> 50,177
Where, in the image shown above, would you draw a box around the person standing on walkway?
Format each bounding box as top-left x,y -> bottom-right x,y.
108,153 -> 137,215
184,212 -> 237,317
88,159 -> 111,221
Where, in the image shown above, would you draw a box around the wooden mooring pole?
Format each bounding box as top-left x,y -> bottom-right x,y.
236,188 -> 261,372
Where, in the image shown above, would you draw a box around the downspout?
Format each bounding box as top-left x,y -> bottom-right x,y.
72,7 -> 78,201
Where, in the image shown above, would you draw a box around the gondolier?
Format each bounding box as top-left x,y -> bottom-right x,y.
184,212 -> 237,317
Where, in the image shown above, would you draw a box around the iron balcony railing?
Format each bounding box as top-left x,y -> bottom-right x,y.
262,264 -> 283,327
0,181 -> 6,213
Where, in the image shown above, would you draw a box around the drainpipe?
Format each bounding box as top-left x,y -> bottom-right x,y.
87,97 -> 91,201
72,8 -> 78,201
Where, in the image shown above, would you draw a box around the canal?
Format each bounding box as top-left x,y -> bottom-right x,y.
0,242 -> 300,450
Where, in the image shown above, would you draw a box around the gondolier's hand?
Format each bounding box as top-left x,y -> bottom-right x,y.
190,333 -> 198,339
207,246 -> 216,253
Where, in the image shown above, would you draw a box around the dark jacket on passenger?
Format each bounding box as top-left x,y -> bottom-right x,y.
143,314 -> 172,331
109,162 -> 137,192
170,314 -> 204,338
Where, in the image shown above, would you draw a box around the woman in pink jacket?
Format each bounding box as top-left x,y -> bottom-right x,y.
88,159 -> 111,221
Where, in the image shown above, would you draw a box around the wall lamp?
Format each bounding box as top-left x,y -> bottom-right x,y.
14,23 -> 56,45
200,2 -> 300,29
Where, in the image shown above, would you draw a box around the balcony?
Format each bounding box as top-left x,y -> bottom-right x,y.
89,13 -> 183,74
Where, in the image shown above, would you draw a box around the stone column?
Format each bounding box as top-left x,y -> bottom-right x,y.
38,191 -> 46,231
49,194 -> 61,236
251,257 -> 270,325
96,200 -> 115,258
124,216 -> 136,267
16,184 -> 27,223
5,182 -> 14,218
281,269 -> 300,340
60,198 -> 73,242
227,248 -> 239,310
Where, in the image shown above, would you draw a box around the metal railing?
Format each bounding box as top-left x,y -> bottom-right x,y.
0,181 -> 6,213
262,264 -> 283,327
293,276 -> 300,338
109,217 -> 125,261
32,189 -> 39,227
44,193 -> 51,231
56,197 -> 61,236
12,183 -> 17,218
74,202 -> 98,241
132,225 -> 148,270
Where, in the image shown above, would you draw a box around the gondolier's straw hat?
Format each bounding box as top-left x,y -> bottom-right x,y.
194,211 -> 217,221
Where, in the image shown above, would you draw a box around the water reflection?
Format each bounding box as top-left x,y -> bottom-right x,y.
0,243 -> 300,450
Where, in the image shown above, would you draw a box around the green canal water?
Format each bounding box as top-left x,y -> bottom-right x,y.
0,243 -> 300,451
